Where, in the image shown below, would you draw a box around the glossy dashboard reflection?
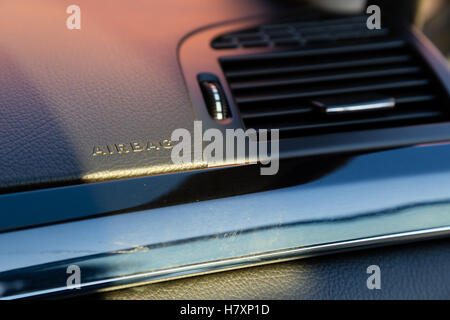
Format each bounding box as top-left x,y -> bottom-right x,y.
1,144 -> 450,298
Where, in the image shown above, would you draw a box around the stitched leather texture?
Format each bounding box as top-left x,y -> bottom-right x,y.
0,0 -> 271,191
95,238 -> 450,299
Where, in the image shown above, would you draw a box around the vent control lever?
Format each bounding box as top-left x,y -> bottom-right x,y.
312,94 -> 396,114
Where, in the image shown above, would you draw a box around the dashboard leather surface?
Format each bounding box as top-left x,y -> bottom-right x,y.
0,0 -> 275,191
96,238 -> 450,300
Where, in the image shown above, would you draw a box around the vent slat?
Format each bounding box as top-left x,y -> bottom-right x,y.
241,107 -> 313,119
230,67 -> 422,90
396,94 -> 436,104
221,40 -> 406,63
236,79 -> 430,104
225,55 -> 413,78
257,111 -> 443,132
240,95 -> 438,120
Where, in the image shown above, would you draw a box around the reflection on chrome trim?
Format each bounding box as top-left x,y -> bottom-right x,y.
2,226 -> 450,299
2,145 -> 450,299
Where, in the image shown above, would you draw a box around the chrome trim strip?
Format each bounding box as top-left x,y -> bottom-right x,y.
2,145 -> 450,298
3,226 -> 450,300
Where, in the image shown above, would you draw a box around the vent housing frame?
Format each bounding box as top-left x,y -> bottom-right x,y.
179,15 -> 450,160
219,35 -> 449,138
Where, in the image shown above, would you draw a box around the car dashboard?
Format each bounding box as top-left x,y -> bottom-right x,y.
0,0 -> 449,299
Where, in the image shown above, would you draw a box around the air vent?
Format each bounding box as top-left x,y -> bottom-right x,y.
220,39 -> 449,137
212,16 -> 388,49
